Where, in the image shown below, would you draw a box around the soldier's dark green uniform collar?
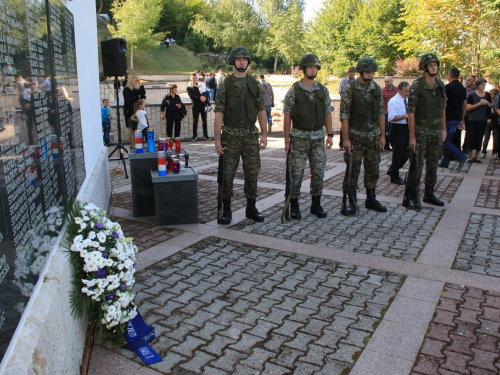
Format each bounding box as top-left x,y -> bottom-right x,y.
298,80 -> 321,92
353,79 -> 378,92
419,76 -> 443,90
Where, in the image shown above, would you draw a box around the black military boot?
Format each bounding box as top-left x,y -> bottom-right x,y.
246,198 -> 264,222
221,198 -> 232,225
341,185 -> 358,216
365,189 -> 387,212
310,195 -> 327,218
290,198 -> 301,220
423,185 -> 444,206
403,188 -> 421,211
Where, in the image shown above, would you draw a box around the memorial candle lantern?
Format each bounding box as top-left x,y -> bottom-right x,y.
157,151 -> 167,176
172,158 -> 180,174
135,131 -> 143,153
167,137 -> 173,152
177,154 -> 186,170
175,137 -> 181,153
168,155 -> 174,171
147,129 -> 155,153
51,135 -> 59,159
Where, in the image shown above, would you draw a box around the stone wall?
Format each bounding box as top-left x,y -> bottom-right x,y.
0,147 -> 111,375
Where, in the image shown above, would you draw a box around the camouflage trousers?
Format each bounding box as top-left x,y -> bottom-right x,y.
346,133 -> 381,190
407,127 -> 442,189
290,136 -> 326,198
221,127 -> 261,199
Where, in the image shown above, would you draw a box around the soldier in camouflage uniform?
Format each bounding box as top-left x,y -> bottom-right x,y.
283,53 -> 334,219
340,56 -> 387,215
214,46 -> 268,224
405,53 -> 446,210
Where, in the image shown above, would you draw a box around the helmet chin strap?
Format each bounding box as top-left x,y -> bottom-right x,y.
233,61 -> 249,72
425,67 -> 438,77
302,69 -> 317,80
361,72 -> 372,82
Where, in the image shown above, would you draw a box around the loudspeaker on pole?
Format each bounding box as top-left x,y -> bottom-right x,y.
101,38 -> 128,77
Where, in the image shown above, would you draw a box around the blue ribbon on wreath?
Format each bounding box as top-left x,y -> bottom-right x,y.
123,310 -> 162,365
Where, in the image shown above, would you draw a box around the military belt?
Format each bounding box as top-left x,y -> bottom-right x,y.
224,122 -> 255,130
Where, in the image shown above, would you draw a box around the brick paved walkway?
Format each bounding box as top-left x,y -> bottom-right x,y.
89,137 -> 500,375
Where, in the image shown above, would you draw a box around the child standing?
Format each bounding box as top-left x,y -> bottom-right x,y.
197,75 -> 212,112
130,99 -> 148,146
101,99 -> 111,146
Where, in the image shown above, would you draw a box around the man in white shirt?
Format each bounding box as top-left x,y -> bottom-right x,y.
215,68 -> 225,91
387,81 -> 410,185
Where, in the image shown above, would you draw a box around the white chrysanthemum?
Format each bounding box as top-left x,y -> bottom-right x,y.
96,232 -> 106,244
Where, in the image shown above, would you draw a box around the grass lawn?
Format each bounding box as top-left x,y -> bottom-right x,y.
133,46 -> 205,74
97,21 -> 206,75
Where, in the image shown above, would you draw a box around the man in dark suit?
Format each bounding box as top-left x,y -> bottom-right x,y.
187,73 -> 209,141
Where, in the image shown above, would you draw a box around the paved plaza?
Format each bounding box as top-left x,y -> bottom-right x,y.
89,136 -> 500,375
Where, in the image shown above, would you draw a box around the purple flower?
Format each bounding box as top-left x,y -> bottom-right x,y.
103,254 -> 109,259
96,222 -> 104,229
97,268 -> 106,278
120,284 -> 128,291
106,294 -> 115,301
113,232 -> 119,239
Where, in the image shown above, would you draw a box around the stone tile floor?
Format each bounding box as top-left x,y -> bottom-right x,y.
452,213 -> 500,277
231,196 -> 442,262
90,137 -> 500,375
476,179 -> 500,209
412,284 -> 500,375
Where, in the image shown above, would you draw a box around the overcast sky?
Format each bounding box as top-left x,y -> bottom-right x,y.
303,0 -> 323,23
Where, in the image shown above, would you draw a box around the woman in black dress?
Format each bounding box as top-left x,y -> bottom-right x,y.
160,84 -> 185,138
123,75 -> 146,148
465,78 -> 492,163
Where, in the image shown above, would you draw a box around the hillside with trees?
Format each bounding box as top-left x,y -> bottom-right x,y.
97,0 -> 500,79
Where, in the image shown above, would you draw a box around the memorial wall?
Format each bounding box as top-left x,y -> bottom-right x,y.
0,0 -> 85,362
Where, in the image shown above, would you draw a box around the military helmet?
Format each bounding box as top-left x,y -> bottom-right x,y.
298,53 -> 321,70
227,46 -> 252,65
356,56 -> 378,73
419,53 -> 440,71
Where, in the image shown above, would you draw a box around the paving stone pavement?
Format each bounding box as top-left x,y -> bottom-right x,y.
323,172 -> 462,204
230,195 -> 442,262
100,237 -> 405,374
476,179 -> 500,209
452,213 -> 500,277
411,284 -> 500,375
88,137 -> 500,375
196,180 -> 281,224
485,158 -> 500,177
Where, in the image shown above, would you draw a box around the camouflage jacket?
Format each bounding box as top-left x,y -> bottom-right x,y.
214,74 -> 266,115
283,80 -> 333,139
340,79 -> 385,136
407,76 -> 446,130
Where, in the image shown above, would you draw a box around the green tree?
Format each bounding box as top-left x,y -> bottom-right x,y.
267,0 -> 304,71
183,30 -> 209,54
156,0 -> 205,43
190,0 -> 262,52
108,0 -> 163,71
305,0 -> 359,75
306,0 -> 404,76
394,0 -> 500,76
